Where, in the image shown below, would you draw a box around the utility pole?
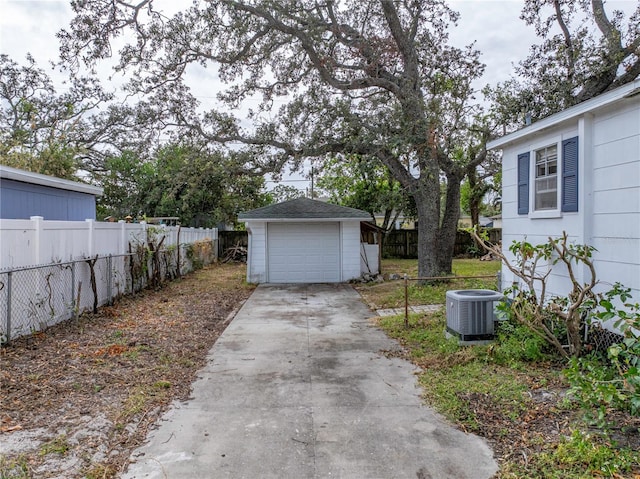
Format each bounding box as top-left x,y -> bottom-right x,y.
310,166 -> 314,198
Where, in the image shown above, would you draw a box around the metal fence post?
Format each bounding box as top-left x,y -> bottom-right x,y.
404,273 -> 409,328
6,271 -> 12,342
107,255 -> 113,305
71,261 -> 76,316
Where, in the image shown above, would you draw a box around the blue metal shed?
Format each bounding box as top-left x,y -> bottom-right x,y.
0,165 -> 103,221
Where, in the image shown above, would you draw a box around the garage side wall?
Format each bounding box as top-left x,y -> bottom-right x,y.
341,221 -> 362,281
246,221 -> 267,283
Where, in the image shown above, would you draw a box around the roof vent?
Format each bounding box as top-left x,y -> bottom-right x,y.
446,289 -> 504,344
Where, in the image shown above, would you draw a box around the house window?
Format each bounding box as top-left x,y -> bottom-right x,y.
516,136 -> 578,216
534,145 -> 558,210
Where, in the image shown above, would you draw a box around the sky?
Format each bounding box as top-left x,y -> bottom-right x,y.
0,1 -> 541,94
0,0 -> 636,190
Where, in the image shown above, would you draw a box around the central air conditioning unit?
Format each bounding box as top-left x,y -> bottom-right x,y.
446,289 -> 504,344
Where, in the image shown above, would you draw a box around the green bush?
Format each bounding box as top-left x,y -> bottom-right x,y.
565,283 -> 640,426
492,318 -> 552,364
564,353 -> 625,427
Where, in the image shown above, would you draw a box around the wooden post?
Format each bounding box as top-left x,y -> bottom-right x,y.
404,274 -> 409,328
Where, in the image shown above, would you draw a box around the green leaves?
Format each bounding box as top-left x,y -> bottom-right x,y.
563,281 -> 640,421
315,154 -> 414,230
487,1 -> 640,129
96,143 -> 269,226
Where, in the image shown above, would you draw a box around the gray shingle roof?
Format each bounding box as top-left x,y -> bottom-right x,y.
238,198 -> 370,220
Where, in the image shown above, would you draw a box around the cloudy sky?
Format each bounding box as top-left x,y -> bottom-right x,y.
3,1 -> 638,101
1,1 -> 540,95
0,0 -> 635,189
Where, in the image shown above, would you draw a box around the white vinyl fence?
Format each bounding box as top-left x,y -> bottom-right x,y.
0,217 -> 218,342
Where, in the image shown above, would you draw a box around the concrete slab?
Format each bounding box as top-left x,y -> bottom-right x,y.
377,304 -> 443,317
121,283 -> 497,479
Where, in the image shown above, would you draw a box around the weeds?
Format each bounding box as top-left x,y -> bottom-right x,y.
0,455 -> 31,479
501,430 -> 639,479
369,258 -> 640,478
39,435 -> 69,456
82,463 -> 117,479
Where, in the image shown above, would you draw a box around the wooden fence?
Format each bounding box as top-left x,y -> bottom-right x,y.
218,228 -> 501,260
383,228 -> 502,259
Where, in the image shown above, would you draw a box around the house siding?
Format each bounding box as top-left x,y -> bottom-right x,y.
246,221 -> 267,283
589,101 -> 640,300
498,95 -> 640,332
341,221 -> 362,281
0,179 -> 97,221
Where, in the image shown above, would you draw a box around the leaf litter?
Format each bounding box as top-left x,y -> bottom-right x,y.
0,263 -> 253,478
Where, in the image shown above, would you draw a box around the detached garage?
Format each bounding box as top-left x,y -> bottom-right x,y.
238,198 -> 373,283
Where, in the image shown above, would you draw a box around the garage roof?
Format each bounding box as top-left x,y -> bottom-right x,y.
238,197 -> 370,221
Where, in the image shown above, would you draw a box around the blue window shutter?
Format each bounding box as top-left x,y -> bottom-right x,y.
517,152 -> 530,215
562,137 -> 579,212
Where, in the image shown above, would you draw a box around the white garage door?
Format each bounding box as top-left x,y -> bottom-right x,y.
267,222 -> 341,283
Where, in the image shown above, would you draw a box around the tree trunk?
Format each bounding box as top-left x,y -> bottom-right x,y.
436,173 -> 462,275
468,168 -> 481,228
470,201 -> 480,230
412,173 -> 442,278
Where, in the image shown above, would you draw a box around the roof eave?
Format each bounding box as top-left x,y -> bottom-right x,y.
487,80 -> 640,151
0,165 -> 103,196
240,216 -> 370,222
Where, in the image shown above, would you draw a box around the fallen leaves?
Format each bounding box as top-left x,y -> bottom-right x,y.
93,344 -> 129,357
0,263 -> 254,478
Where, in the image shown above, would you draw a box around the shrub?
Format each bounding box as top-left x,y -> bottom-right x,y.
492,317 -> 552,364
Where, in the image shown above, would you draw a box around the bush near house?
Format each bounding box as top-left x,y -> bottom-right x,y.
356,258 -> 640,478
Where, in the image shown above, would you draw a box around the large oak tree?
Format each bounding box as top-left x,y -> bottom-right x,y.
487,0 -> 640,127
0,54 -> 112,178
60,0 -> 487,277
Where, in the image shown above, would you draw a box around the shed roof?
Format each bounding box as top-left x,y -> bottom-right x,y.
238,197 -> 370,221
487,79 -> 640,150
0,164 -> 103,196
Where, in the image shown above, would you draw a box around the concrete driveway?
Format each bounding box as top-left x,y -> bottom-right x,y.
122,284 -> 497,478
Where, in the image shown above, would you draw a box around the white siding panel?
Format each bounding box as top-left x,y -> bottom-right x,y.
361,244 -> 379,275
593,187 -> 640,214
593,260 -> 640,295
593,106 -> 640,146
341,221 -> 362,281
592,212 -> 640,239
592,161 -> 640,192
592,135 -> 639,170
246,222 -> 267,284
268,222 -> 340,283
591,237 -> 640,264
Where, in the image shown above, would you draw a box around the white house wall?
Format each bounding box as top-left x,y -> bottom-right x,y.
341,221 -> 362,281
500,99 -> 640,325
246,221 -> 267,284
589,101 -> 640,293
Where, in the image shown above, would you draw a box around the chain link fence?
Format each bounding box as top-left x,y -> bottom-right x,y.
0,240 -> 216,343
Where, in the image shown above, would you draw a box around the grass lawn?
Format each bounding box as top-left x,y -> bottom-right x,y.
356,258 -> 502,309
358,258 -> 640,479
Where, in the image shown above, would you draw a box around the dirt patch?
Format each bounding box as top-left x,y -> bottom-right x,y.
0,263 -> 253,478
